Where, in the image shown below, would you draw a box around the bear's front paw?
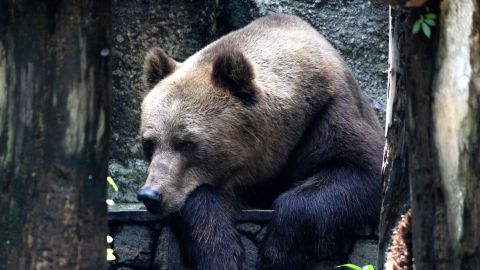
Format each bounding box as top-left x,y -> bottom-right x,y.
175,185 -> 244,270
256,193 -> 319,270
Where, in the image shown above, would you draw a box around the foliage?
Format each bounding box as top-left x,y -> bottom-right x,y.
336,263 -> 375,270
413,11 -> 436,39
107,176 -> 119,192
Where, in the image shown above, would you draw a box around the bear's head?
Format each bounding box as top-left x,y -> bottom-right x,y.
137,47 -> 261,215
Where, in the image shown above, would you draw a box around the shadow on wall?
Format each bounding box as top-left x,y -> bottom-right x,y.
109,0 -> 389,204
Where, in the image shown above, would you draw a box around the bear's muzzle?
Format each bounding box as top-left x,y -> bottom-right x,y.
137,188 -> 163,214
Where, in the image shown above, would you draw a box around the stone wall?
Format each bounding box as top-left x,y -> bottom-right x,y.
108,206 -> 378,270
108,0 -> 388,202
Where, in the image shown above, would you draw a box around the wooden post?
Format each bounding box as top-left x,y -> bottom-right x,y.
0,1 -> 111,269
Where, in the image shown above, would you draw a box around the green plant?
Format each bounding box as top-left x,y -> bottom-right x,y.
106,176 -> 120,210
336,264 -> 375,270
413,11 -> 436,38
107,176 -> 119,192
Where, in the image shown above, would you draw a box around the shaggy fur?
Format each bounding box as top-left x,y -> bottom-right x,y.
172,185 -> 244,270
139,14 -> 384,270
385,210 -> 412,270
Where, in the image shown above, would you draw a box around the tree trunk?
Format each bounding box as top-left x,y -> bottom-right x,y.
378,0 -> 480,269
420,1 -> 480,268
377,7 -> 411,269
0,1 -> 111,269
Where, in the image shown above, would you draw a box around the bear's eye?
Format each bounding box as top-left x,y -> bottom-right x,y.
175,141 -> 197,154
142,139 -> 155,161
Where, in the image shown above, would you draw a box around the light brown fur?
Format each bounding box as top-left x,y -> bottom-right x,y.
385,209 -> 413,270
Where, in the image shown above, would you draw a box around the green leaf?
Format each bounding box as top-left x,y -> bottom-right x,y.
336,264 -> 363,270
107,176 -> 119,192
425,13 -> 437,20
412,20 -> 422,34
109,204 -> 120,211
424,19 -> 436,26
363,265 -> 375,270
422,23 -> 432,38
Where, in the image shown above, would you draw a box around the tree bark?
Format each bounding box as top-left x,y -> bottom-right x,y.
0,1 -> 111,269
378,0 -> 480,269
377,3 -> 440,268
377,7 -> 411,269
424,1 -> 480,268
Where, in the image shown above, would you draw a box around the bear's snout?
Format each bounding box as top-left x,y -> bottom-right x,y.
137,188 -> 162,214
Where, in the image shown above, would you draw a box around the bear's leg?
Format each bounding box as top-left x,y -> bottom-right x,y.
172,185 -> 244,270
257,166 -> 381,270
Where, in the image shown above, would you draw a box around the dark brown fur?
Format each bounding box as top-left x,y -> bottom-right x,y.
143,47 -> 178,89
211,49 -> 257,105
139,14 -> 384,270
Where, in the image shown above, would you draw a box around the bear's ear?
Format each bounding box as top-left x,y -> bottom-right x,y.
212,50 -> 256,105
143,47 -> 179,89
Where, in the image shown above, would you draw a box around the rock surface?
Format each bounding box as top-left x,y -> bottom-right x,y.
114,225 -> 154,268
154,225 -> 187,270
241,236 -> 259,270
348,240 -> 379,267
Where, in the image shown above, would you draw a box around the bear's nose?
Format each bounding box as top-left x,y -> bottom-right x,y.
137,188 -> 162,214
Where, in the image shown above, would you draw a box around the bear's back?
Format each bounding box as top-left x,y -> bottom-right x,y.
166,14 -> 382,184
201,14 -> 345,99
193,14 -> 380,133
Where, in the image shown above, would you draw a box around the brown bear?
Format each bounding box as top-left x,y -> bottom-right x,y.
137,14 -> 383,270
